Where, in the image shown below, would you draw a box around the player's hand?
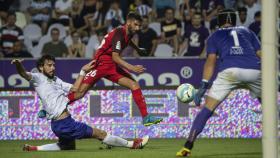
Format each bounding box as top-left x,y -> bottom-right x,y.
193,80 -> 209,106
81,60 -> 95,73
138,48 -> 148,56
11,59 -> 24,64
130,65 -> 146,73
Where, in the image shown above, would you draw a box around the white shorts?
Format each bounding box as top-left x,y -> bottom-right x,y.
208,68 -> 261,101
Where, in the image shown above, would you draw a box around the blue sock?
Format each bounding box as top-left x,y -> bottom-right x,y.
185,107 -> 213,149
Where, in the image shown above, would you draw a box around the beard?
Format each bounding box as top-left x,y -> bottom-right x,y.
43,71 -> 54,79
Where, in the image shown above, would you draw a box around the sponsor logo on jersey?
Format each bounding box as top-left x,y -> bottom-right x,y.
116,41 -> 121,50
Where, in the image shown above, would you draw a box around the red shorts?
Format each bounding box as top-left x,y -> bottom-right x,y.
82,62 -> 131,86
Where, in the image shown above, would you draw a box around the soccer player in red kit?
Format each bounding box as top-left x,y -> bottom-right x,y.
68,12 -> 163,126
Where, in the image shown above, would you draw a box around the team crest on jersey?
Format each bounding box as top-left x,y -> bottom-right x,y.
116,41 -> 121,50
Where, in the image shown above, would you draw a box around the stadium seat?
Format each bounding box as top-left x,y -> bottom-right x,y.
23,24 -> 42,42
31,35 -> 51,57
47,23 -> 67,40
85,35 -> 100,58
149,22 -> 161,37
154,44 -> 173,57
24,37 -> 33,53
15,12 -> 27,28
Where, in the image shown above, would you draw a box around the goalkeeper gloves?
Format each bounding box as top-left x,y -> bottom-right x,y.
194,80 -> 209,106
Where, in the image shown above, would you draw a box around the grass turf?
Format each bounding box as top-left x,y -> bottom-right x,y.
0,138 -> 261,158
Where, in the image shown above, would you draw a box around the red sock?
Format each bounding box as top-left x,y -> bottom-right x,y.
67,92 -> 76,104
30,146 -> 38,151
132,88 -> 148,117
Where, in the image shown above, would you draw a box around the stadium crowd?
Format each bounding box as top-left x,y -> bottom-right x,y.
0,0 -> 274,58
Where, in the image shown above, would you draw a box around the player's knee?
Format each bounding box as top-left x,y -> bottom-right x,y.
130,81 -> 140,90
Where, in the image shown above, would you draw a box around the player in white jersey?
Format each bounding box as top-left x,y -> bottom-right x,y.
11,55 -> 149,151
176,9 -> 261,157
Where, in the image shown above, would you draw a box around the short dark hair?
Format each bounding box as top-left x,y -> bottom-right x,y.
7,11 -> 16,17
36,55 -> 55,71
217,9 -> 237,27
165,7 -> 174,13
237,7 -> 247,14
126,12 -> 142,22
51,28 -> 60,34
254,11 -> 261,18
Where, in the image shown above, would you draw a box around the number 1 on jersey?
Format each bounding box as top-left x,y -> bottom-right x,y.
230,30 -> 240,47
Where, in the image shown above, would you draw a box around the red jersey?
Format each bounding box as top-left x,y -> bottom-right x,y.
94,25 -> 133,63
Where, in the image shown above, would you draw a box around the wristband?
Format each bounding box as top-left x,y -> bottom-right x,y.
79,70 -> 86,76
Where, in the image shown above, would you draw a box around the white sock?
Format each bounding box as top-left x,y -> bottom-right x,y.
37,143 -> 61,151
102,135 -> 133,148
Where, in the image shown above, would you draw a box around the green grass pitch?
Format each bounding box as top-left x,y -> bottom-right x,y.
0,138 -> 261,158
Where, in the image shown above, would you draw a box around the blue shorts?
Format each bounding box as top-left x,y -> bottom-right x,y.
51,115 -> 93,140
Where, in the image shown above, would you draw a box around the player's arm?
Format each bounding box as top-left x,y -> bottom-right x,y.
11,59 -> 32,81
112,52 -> 145,73
111,29 -> 145,73
129,40 -> 148,55
70,60 -> 95,92
202,53 -> 217,81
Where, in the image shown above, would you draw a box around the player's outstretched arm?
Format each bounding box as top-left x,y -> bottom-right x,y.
202,54 -> 217,81
193,53 -> 217,106
129,41 -> 148,56
11,59 -> 32,81
70,60 -> 95,92
112,52 -> 146,73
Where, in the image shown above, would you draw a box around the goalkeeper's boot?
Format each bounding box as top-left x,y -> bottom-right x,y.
131,135 -> 149,149
143,114 -> 163,126
176,147 -> 191,157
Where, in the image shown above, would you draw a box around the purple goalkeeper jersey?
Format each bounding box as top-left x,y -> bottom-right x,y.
207,26 -> 261,72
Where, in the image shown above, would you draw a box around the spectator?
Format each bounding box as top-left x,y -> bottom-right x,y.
0,12 -> 24,56
69,0 -> 89,37
236,7 -> 250,27
249,11 -> 261,39
0,0 -> 15,23
53,0 -> 73,26
4,41 -> 33,58
28,0 -> 51,34
179,12 -> 209,57
105,1 -> 124,31
153,0 -> 176,19
202,0 -> 224,27
67,31 -> 85,58
136,15 -> 158,56
243,0 -> 261,25
134,0 -> 153,17
42,28 -> 68,57
87,0 -> 107,36
179,0 -> 194,24
223,0 -> 237,9
209,16 -> 219,32
160,7 -> 182,56
79,0 -> 97,27
189,0 -> 202,13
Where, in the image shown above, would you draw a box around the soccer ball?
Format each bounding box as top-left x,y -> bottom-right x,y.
176,83 -> 195,103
